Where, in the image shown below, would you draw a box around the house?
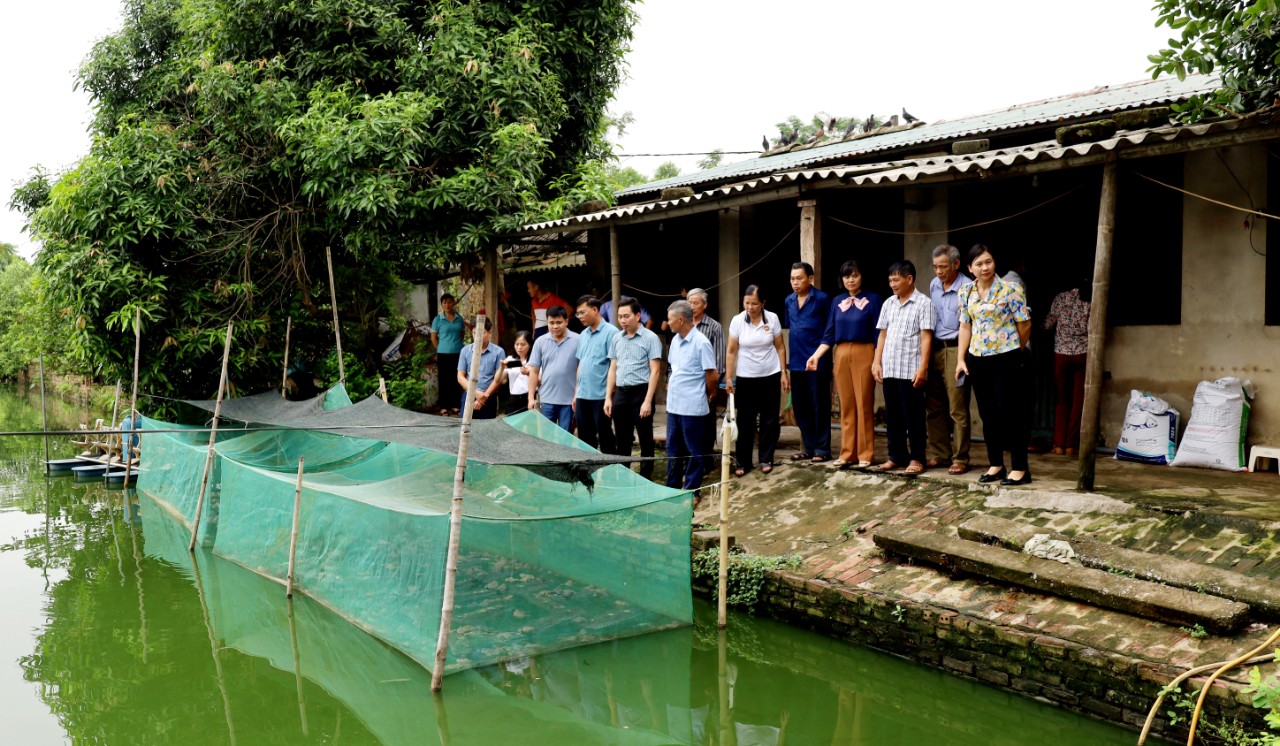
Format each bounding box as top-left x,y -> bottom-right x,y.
498,74 -> 1280,480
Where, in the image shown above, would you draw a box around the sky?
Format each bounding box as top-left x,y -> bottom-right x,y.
0,0 -> 1174,258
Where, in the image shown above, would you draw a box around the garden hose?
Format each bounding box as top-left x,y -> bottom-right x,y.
1184,625 -> 1280,746
1137,652 -> 1271,744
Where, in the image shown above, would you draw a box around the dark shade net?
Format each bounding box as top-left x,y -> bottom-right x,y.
181,391 -> 639,485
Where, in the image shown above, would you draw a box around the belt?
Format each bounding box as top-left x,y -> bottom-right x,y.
937,338 -> 959,348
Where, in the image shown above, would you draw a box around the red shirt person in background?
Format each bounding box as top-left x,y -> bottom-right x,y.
528,278 -> 570,340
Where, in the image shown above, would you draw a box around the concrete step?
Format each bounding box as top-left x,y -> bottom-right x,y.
872,524 -> 1250,634
958,514 -> 1280,621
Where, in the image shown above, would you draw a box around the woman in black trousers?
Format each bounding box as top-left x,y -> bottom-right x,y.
955,245 -> 1033,486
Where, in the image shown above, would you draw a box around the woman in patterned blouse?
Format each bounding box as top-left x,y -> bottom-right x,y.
1044,283 -> 1092,455
955,245 -> 1033,486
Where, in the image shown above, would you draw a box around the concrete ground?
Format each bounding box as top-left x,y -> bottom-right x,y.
670,422 -> 1280,717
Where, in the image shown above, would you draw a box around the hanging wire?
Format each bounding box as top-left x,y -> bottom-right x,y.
824,185 -> 1085,237
622,222 -> 800,298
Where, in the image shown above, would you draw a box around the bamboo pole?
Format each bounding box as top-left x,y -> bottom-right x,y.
127,500 -> 148,663
192,552 -> 238,746
106,379 -> 121,483
38,352 -> 49,473
281,315 -> 292,398
1078,156 -> 1118,492
287,599 -> 309,736
431,313 -> 486,691
718,394 -> 734,628
326,246 -> 345,383
717,627 -> 733,746
286,457 -> 305,598
123,309 -> 142,488
610,226 -> 623,328
189,322 -> 234,552
378,377 -> 388,403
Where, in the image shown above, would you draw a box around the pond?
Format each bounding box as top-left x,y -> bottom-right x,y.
0,385 -> 1149,744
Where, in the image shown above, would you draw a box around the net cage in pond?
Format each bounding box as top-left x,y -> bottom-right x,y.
136,388 -> 694,674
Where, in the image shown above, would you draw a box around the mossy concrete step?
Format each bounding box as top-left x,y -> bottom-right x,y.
958,514 -> 1280,620
872,524 -> 1250,634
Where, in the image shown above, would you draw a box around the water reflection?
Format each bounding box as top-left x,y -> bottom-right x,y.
0,387 -> 1148,745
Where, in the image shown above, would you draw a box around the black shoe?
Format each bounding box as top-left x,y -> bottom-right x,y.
1000,471 -> 1032,486
977,468 -> 1007,484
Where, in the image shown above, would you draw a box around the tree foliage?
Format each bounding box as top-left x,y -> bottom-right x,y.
653,161 -> 680,180
14,0 -> 637,398
1149,0 -> 1280,120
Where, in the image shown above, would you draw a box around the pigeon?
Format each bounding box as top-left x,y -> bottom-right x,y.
863,114 -> 877,132
903,107 -> 920,124
820,113 -> 838,135
806,125 -> 825,143
778,128 -> 791,145
789,126 -> 800,143
762,135 -> 770,151
884,114 -> 900,128
843,118 -> 859,137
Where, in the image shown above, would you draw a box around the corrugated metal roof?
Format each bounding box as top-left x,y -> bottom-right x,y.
514,117 -> 1246,235
618,75 -> 1218,198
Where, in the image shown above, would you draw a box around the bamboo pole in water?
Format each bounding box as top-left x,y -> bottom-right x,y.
718,394 -> 734,628
189,322 -> 234,552
281,315 -> 292,398
192,552 -> 238,746
123,309 -> 142,488
106,380 -> 121,484
287,599 -> 309,736
38,352 -> 49,473
286,457 -> 305,598
326,246 -> 346,383
717,627 -> 733,746
432,313 -> 486,691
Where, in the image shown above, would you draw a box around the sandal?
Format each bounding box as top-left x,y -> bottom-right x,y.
734,468 -> 747,478
926,459 -> 943,468
811,455 -> 828,464
904,461 -> 925,475
761,464 -> 774,475
871,461 -> 900,472
790,452 -> 813,461
948,462 -> 970,475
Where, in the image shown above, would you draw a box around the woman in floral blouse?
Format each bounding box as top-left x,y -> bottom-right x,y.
955,245 -> 1033,486
1043,283 -> 1091,455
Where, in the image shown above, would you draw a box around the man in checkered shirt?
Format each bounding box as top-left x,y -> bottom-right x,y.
872,260 -> 935,474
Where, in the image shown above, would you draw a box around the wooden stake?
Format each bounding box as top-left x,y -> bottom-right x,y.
718,394 -> 733,628
326,246 -> 345,383
123,309 -> 142,488
432,313 -> 486,691
1078,156 -> 1118,492
106,379 -> 121,483
286,457 -> 305,598
281,315 -> 292,398
189,322 -> 234,552
610,226 -> 623,329
378,377 -> 388,403
287,599 -> 309,736
38,352 -> 49,473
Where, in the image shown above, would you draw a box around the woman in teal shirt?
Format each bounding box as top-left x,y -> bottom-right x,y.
431,293 -> 470,414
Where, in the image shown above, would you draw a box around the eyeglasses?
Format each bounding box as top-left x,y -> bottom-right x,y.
574,310 -> 589,316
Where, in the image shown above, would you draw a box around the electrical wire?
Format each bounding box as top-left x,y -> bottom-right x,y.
1214,149 -> 1265,257
621,222 -> 800,298
824,185 -> 1084,237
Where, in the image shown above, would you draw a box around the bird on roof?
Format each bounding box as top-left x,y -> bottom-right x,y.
818,112 -> 838,136
903,107 -> 920,124
863,114 -> 878,132
882,114 -> 900,128
806,124 -> 826,144
843,118 -> 859,137
762,135 -> 770,151
789,126 -> 800,143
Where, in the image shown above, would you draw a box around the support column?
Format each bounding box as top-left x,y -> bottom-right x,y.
798,199 -> 822,288
1077,156 -> 1118,492
903,187 -> 949,270
717,208 -> 740,323
610,226 -> 622,328
483,244 -> 500,336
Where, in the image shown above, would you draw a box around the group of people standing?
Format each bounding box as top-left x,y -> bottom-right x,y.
428,244 -> 1091,493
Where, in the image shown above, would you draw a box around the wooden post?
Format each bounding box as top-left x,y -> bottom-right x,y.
798,199 -> 823,288
326,246 -> 345,383
123,309 -> 142,488
610,226 -> 623,329
1078,157 -> 1118,492
286,457 -> 305,598
483,244 -> 500,339
378,377 -> 388,403
432,313 -> 486,691
38,352 -> 49,473
106,379 -> 121,483
189,322 -> 234,552
281,315 -> 292,398
287,599 -> 309,736
718,394 -> 733,629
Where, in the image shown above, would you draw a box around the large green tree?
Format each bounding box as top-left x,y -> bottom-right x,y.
14,0 -> 636,398
1148,0 -> 1280,120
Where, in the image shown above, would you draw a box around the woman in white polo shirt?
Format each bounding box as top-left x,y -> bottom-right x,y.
726,284 -> 789,476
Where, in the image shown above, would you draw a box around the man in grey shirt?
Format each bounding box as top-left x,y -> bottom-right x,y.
605,296 -> 664,479
527,305 -> 579,431
688,287 -> 726,453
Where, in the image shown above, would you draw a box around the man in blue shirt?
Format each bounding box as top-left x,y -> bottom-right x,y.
926,244 -> 973,474
605,297 -> 664,478
574,295 -> 619,452
784,262 -> 832,462
456,316 -> 505,419
664,299 -> 718,491
527,306 -> 579,431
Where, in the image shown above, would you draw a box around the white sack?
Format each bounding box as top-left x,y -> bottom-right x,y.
1171,377 -> 1255,471
1115,390 -> 1179,465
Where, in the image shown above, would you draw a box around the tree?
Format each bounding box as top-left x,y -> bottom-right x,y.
606,165 -> 649,191
653,161 -> 680,180
1148,0 -> 1280,120
13,0 -> 637,399
696,149 -> 725,170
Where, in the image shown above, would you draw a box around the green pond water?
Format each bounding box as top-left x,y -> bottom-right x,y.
0,385 -> 1150,745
